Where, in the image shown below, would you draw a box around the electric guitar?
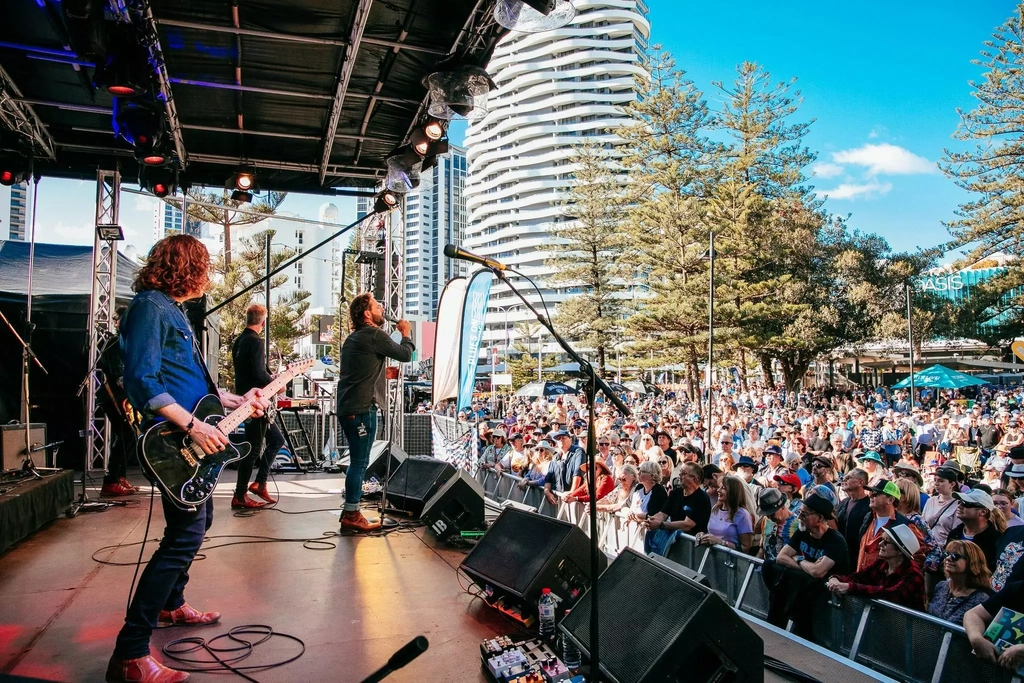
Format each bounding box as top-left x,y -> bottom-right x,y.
139,358 -> 315,508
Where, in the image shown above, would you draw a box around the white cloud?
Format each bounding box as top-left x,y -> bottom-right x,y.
811,162 -> 845,179
868,129 -> 879,139
832,143 -> 935,176
819,181 -> 893,201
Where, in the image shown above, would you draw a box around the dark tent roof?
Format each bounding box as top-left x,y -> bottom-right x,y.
0,240 -> 136,305
1,1 -> 506,193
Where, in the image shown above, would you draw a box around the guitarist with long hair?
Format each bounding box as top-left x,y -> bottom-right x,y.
106,234 -> 269,683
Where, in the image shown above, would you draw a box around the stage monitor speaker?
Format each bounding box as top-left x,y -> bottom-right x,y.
364,440 -> 407,482
421,470 -> 485,541
385,456 -> 455,517
1,423 -> 47,471
459,507 -> 605,620
560,547 -> 763,683
647,553 -> 711,588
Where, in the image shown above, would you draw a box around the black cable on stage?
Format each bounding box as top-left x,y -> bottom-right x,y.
124,484 -> 157,611
161,624 -> 306,683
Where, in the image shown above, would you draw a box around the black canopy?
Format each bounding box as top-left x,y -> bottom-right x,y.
0,240 -> 136,308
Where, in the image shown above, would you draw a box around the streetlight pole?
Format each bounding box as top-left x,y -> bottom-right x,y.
706,232 -> 715,460
906,281 -> 915,409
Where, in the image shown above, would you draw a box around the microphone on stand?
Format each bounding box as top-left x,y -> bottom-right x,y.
442,244 -> 508,272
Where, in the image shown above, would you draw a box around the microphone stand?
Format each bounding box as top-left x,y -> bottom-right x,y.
489,267 -> 630,683
0,308 -> 49,478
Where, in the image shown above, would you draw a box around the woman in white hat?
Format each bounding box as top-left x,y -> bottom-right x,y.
826,523 -> 926,610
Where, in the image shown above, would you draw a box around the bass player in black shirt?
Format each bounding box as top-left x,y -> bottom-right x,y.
231,304 -> 285,509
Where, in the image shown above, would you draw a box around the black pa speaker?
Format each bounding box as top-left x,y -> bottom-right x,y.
364,440 -> 407,482
421,470 -> 485,541
384,456 -> 455,517
560,548 -> 763,683
459,507 -> 605,621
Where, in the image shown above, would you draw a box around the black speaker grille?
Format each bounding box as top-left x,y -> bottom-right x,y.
386,458 -> 451,501
562,551 -> 708,683
461,508 -> 574,596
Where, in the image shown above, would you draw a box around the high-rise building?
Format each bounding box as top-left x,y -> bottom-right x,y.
152,201 -> 202,241
462,0 -> 650,356
405,144 -> 468,320
1,182 -> 28,241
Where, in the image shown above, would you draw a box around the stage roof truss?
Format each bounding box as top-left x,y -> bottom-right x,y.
0,0 -> 506,194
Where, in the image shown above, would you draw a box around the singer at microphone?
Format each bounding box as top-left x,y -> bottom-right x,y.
443,244 -> 508,272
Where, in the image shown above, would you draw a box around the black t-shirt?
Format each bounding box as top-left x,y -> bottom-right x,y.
786,528 -> 851,575
639,484 -> 669,517
232,328 -> 273,396
948,523 -> 1002,571
809,436 -> 830,453
836,495 -> 872,562
662,447 -> 677,465
983,580 -> 1024,616
664,486 -> 712,534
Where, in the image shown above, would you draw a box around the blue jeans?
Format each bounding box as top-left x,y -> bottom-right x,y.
114,495 -> 212,659
340,409 -> 377,512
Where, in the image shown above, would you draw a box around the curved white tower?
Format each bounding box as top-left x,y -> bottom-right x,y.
463,0 -> 650,362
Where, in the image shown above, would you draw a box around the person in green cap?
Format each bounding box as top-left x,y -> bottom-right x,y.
856,478 -> 924,571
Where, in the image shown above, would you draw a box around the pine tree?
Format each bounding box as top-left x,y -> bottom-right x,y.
616,51 -> 721,401
182,189 -> 287,267
547,140 -> 630,377
941,3 -> 1024,343
209,229 -> 312,387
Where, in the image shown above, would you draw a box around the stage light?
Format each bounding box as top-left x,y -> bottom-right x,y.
93,24 -> 150,97
96,224 -> 124,241
226,171 -> 257,202
114,98 -> 171,166
425,62 -> 497,121
373,189 -> 399,213
385,152 -> 421,194
495,0 -> 576,33
140,164 -> 177,198
0,152 -> 29,186
423,118 -> 445,141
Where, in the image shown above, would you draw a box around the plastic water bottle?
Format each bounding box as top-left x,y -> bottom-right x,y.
537,588 -> 556,638
560,610 -> 581,670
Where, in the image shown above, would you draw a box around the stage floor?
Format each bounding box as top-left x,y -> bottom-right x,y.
0,470 -> 507,682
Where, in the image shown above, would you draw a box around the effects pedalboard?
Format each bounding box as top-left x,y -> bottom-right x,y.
480,635 -> 585,683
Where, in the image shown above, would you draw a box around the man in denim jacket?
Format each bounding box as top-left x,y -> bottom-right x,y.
107,235 -> 268,683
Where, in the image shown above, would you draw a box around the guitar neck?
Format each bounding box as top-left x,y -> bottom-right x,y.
217,371 -> 297,435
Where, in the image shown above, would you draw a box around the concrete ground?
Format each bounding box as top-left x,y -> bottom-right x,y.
0,470 -> 506,683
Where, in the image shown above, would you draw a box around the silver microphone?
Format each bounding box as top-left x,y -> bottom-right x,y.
382,310 -> 401,325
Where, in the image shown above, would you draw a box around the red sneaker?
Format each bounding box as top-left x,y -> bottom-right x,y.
158,603 -> 221,627
341,510 -> 382,532
119,477 -> 142,492
105,653 -> 189,682
248,482 -> 277,504
101,482 -> 134,497
230,493 -> 267,509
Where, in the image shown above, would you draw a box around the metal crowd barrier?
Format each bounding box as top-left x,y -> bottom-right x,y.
471,468 -> 1016,683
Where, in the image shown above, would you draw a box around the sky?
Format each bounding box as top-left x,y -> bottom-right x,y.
20,1 -> 1017,263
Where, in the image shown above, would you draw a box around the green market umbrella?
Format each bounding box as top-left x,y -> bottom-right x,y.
892,364 -> 986,390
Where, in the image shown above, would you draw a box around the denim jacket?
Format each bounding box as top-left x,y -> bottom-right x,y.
120,290 -> 214,420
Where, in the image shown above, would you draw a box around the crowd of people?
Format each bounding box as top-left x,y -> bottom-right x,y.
447,380 -> 1024,670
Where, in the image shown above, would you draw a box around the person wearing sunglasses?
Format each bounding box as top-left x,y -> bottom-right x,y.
926,540 -> 993,626
826,523 -> 926,610
947,489 -> 1007,571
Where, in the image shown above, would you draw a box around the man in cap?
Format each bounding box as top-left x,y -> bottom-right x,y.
827,524 -> 926,610
542,429 -> 585,506
497,432 -> 529,476
892,461 -> 929,508
810,455 -> 837,496
731,455 -> 760,495
857,479 -> 922,571
644,462 -> 711,537
948,489 -> 1003,571
766,491 -> 850,638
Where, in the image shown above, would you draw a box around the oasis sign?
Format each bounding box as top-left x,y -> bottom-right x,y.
918,274 -> 965,292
